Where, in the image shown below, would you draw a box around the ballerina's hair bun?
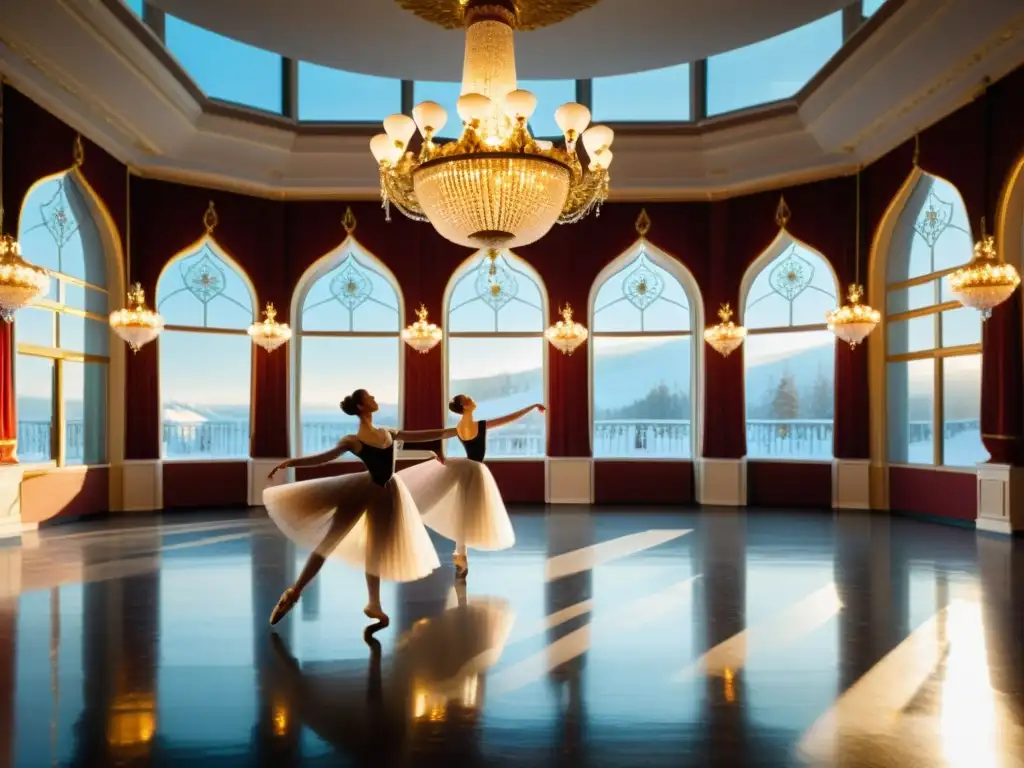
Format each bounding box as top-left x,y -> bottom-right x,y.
340,393 -> 358,416
448,395 -> 465,414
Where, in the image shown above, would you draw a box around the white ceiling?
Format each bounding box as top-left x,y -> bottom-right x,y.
146,0 -> 850,80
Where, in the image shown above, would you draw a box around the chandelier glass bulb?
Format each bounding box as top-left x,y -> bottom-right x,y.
401,304 -> 443,354
248,302 -> 292,352
0,233 -> 50,322
947,234 -> 1020,319
545,303 -> 588,355
703,303 -> 747,358
109,282 -> 164,352
373,0 -> 613,250
826,284 -> 881,348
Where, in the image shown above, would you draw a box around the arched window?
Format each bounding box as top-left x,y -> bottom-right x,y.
156,240 -> 256,459
741,237 -> 839,460
445,251 -> 547,458
292,241 -> 402,455
15,173 -> 110,465
885,175 -> 985,466
590,242 -> 700,458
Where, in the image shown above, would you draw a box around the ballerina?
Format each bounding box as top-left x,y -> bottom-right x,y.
264,388 -> 457,626
401,396 -> 545,578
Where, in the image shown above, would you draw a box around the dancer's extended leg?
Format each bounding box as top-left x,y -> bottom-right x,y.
453,537 -> 468,579
270,515 -> 356,626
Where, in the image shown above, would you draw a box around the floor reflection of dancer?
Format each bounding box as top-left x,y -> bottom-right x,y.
401,396 -> 545,578
264,388 -> 456,626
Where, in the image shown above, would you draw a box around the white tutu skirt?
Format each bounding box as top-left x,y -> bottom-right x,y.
398,458 -> 515,551
263,471 -> 440,583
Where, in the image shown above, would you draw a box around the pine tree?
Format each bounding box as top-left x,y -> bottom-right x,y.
771,373 -> 800,421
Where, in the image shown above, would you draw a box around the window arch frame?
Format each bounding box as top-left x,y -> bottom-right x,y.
155,234 -> 258,461
13,168 -> 126,471
586,239 -> 705,461
288,235 -> 406,459
738,229 -> 841,463
868,167 -> 986,476
441,249 -> 550,460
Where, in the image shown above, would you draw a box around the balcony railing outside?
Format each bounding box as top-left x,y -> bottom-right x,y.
14,417 -> 983,463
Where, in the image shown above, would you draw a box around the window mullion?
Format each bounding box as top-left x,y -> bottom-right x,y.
55,359 -> 66,466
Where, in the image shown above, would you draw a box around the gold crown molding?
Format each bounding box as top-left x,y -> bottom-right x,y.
0,34 -> 160,156
393,0 -> 601,31
845,11 -> 1024,154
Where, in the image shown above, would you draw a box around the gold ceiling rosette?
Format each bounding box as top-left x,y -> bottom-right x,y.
395,0 -> 602,30
373,0 -> 614,251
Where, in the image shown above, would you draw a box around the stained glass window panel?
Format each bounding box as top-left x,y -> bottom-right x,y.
593,248 -> 690,333
299,251 -> 401,333
743,242 -> 838,330
447,253 -> 544,333
156,243 -> 254,330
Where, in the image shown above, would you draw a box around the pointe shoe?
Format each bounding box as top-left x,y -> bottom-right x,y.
453,553 -> 469,579
364,603 -> 390,623
270,587 -> 300,626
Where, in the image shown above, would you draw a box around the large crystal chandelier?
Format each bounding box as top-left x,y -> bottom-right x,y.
248,302 -> 292,352
826,284 -> 880,348
401,304 -> 443,353
0,230 -> 49,323
545,303 -> 588,355
110,283 -> 164,352
371,0 -> 614,250
947,219 -> 1020,319
704,303 -> 747,358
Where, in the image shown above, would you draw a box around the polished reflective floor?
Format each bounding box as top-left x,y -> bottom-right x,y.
0,508 -> 1022,767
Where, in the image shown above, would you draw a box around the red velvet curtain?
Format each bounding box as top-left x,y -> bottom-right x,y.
0,323 -> 16,463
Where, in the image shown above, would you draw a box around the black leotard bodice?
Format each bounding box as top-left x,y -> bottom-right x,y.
355,437 -> 396,486
458,420 -> 487,462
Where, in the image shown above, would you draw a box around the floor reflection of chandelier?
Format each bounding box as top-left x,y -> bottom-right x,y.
703,303 -> 747,357
372,0 -> 614,250
401,304 -> 443,353
826,284 -> 880,348
948,220 -> 1020,319
248,302 -> 292,352
545,303 -> 588,355
0,232 -> 49,323
110,283 -> 164,352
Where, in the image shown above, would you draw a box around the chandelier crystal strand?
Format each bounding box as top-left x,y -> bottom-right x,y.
401,304 -> 443,354
826,169 -> 880,348
947,218 -> 1020,319
372,0 -> 613,250
0,82 -> 50,322
545,303 -> 588,355
248,302 -> 292,352
109,169 -> 163,351
703,303 -> 747,357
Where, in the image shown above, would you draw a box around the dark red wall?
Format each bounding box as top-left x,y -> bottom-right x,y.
3,64 -> 1024,518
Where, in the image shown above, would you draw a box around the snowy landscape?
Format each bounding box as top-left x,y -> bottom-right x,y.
17,337 -> 985,464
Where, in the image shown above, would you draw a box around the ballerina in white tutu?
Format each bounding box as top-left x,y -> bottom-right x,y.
400,395 -> 545,578
264,388 -> 457,626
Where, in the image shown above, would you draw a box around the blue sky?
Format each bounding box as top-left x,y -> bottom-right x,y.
149,5 -> 860,126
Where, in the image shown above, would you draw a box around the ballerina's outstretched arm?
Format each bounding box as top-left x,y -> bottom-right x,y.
267,437 -> 356,479
486,403 -> 546,429
393,427 -> 458,442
